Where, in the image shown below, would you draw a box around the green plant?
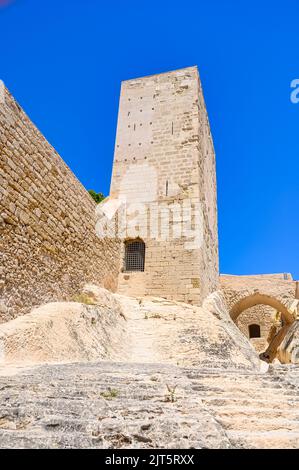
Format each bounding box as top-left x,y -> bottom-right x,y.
100,388 -> 119,400
88,189 -> 105,204
150,376 -> 159,382
151,313 -> 162,319
165,384 -> 177,403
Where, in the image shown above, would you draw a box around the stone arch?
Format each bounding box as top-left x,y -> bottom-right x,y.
229,292 -> 298,362
230,292 -> 294,325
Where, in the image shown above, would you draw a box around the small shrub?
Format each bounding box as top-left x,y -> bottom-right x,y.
100,388 -> 119,400
165,384 -> 177,403
150,376 -> 159,382
88,190 -> 105,204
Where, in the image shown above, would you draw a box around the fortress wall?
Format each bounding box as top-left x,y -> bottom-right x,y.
0,86 -> 121,322
196,75 -> 219,300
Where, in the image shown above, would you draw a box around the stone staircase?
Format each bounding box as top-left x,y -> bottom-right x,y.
0,290 -> 298,448
0,362 -> 298,448
188,367 -> 299,448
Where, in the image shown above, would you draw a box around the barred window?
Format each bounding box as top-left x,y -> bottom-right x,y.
249,324 -> 261,339
124,240 -> 145,272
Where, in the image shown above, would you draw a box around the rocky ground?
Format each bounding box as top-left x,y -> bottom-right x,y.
0,362 -> 299,449
0,286 -> 298,449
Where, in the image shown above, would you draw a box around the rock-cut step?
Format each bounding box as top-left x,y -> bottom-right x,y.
204,405 -> 299,420
226,430 -> 299,449
215,415 -> 299,432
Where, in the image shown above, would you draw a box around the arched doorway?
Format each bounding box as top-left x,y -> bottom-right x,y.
230,293 -> 293,361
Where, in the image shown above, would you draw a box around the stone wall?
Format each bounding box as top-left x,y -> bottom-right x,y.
0,86 -> 121,322
110,67 -> 219,304
236,304 -> 275,353
220,274 -> 296,318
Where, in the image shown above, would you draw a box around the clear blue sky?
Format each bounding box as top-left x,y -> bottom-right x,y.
1,0 -> 298,278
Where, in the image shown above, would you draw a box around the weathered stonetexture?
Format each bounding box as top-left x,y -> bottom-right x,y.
1,360 -> 299,448
110,66 -> 219,304
0,285 -> 299,449
0,86 -> 121,321
278,321 -> 299,364
0,285 -> 260,371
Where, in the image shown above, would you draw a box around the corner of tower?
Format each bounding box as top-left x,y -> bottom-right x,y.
0,79 -> 6,105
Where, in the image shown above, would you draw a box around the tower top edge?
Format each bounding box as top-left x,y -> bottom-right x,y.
121,66 -> 199,84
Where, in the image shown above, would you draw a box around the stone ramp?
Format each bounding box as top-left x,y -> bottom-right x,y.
115,291 -> 261,371
0,362 -> 230,449
0,286 -> 260,371
0,362 -> 298,449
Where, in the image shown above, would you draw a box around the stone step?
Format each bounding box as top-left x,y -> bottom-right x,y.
216,415 -> 299,432
186,370 -> 299,379
203,405 -> 299,419
0,431 -> 99,449
194,384 -> 298,396
202,396 -> 299,409
226,430 -> 299,449
0,361 -> 298,448
198,385 -> 299,397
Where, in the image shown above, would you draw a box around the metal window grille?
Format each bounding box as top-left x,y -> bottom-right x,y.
124,240 -> 145,272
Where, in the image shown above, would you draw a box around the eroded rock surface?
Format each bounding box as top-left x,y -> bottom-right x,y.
0,288 -> 127,365
0,362 -> 298,449
278,321 -> 299,364
0,287 -> 260,371
0,286 -> 298,449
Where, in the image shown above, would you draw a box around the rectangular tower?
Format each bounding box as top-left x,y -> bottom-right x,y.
109,66 -> 219,304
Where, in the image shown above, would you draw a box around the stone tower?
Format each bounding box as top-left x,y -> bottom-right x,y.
109,66 -> 219,304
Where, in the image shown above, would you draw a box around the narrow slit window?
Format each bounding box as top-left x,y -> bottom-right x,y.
249,324 -> 261,338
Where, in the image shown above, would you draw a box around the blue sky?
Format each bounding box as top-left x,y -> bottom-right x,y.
0,0 -> 298,278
